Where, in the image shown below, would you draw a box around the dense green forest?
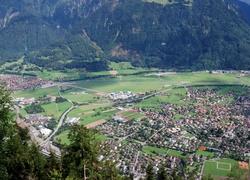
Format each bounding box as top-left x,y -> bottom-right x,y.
0,0 -> 250,71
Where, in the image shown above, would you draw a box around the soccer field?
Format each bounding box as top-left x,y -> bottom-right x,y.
202,159 -> 237,177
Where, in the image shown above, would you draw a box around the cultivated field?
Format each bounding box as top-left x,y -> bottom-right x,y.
85,119 -> 107,128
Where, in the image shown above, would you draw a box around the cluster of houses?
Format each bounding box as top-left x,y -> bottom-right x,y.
25,114 -> 52,125
66,117 -> 80,125
108,91 -> 138,101
95,87 -> 250,178
0,74 -> 49,90
12,97 -> 36,108
210,70 -> 250,75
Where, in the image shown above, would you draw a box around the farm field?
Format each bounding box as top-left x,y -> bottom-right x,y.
67,106 -> 119,125
12,86 -> 59,98
61,92 -> 95,103
55,131 -> 108,145
41,101 -> 72,120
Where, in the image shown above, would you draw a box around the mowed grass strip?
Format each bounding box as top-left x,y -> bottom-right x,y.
218,163 -> 231,170
120,111 -> 135,117
195,150 -> 214,158
167,149 -> 189,158
142,146 -> 168,154
142,146 -> 189,158
129,113 -> 145,119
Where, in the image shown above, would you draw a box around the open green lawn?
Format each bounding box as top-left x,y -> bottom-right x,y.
109,62 -> 135,70
120,111 -> 135,117
55,131 -> 108,145
203,159 -> 238,177
142,146 -> 168,154
195,150 -> 214,158
142,146 -> 189,158
218,163 -> 231,169
61,92 -> 95,103
97,134 -> 108,141
167,149 -> 189,158
55,130 -> 70,145
19,108 -> 28,117
75,75 -> 168,93
129,113 -> 145,119
41,101 -> 72,120
12,86 -> 58,99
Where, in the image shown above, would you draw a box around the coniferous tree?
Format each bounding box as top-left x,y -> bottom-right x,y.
157,163 -> 168,180
0,86 -> 49,180
145,163 -> 155,180
62,124 -> 121,179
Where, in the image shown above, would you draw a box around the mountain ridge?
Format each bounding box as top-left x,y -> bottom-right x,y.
1,0 -> 250,71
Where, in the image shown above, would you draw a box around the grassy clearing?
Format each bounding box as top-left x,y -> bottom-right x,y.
68,72 -> 250,95
120,111 -> 135,117
142,146 -> 188,158
142,146 -> 168,154
41,101 -> 72,120
218,163 -> 231,169
12,86 -> 58,99
129,113 -> 145,119
61,92 -> 95,103
19,108 -> 28,117
195,150 -> 214,158
75,75 -> 166,93
55,130 -> 70,145
167,149 -> 188,158
109,62 -> 135,70
55,131 -> 108,145
97,134 -> 108,141
216,86 -> 248,95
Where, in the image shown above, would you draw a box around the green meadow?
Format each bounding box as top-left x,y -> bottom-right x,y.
41,101 -> 72,120
142,145 -> 189,158
12,86 -> 59,99
195,150 -> 214,158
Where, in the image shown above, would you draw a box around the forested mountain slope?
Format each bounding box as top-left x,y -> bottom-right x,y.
1,0 -> 250,71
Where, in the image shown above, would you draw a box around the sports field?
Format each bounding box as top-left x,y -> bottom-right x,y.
202,159 -> 237,177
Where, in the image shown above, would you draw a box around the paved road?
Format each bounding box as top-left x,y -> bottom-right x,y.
64,84 -> 108,95
40,86 -> 76,146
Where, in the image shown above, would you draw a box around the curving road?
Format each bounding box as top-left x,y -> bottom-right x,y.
40,85 -> 76,146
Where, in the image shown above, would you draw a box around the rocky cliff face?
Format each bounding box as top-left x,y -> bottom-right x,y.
0,0 -> 110,29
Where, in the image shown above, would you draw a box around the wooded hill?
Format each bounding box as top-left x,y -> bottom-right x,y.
1,0 -> 250,71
